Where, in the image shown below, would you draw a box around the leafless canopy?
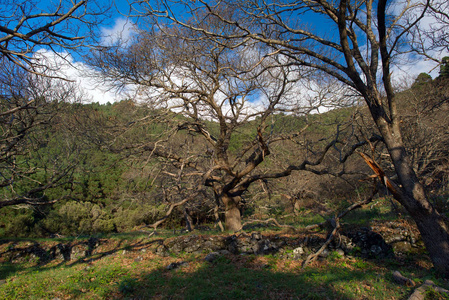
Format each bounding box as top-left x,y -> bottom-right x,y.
0,60 -> 83,208
88,2 -> 380,231
0,0 -> 109,73
407,0 -> 449,61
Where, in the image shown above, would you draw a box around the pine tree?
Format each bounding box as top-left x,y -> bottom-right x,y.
439,57 -> 449,78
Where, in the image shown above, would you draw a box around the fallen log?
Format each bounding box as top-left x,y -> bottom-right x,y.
392,270 -> 415,287
408,280 -> 449,300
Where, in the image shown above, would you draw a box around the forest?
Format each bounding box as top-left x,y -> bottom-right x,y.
1,0 -> 449,298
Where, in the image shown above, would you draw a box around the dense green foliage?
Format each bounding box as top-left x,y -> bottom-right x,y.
0,102 -> 168,237
0,98 -> 350,237
440,57 -> 449,79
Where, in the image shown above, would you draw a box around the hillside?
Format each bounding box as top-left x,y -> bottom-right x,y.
1,77 -> 448,238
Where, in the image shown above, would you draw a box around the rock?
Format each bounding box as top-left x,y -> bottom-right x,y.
150,225 -> 412,261
86,237 -> 99,256
251,232 -> 262,240
182,235 -> 198,243
70,241 -> 99,260
171,242 -> 183,254
183,243 -> 201,253
342,227 -> 393,258
218,250 -> 231,255
385,234 -> 405,244
204,252 -> 221,263
155,245 -> 169,257
166,261 -> 188,270
56,243 -> 72,261
318,249 -> 330,258
293,247 -> 304,255
226,235 -> 239,254
391,241 -> 412,254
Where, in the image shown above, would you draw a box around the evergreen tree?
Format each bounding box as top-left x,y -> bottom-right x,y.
439,57 -> 449,78
412,73 -> 432,88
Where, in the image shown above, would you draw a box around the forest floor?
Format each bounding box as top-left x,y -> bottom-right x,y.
0,227 -> 448,300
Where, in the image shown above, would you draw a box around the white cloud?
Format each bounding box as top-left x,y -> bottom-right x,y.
34,49 -> 125,104
100,18 -> 136,46
388,0 -> 449,79
392,56 -> 444,80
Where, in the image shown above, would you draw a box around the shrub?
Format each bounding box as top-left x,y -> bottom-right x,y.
42,201 -> 114,235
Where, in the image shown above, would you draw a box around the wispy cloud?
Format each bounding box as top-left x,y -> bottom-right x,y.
100,18 -> 136,46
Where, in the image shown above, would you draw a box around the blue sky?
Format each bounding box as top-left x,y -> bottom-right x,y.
24,0 -> 447,104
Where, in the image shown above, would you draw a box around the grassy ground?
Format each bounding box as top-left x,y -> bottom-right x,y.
1,199 -> 448,299
0,232 -> 448,300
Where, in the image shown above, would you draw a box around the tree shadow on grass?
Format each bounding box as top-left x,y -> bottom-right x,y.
0,262 -> 23,281
122,256 -> 411,300
0,236 -> 164,279
0,232 -> 441,299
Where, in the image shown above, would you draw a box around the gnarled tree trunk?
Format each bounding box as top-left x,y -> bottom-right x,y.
221,194 -> 242,232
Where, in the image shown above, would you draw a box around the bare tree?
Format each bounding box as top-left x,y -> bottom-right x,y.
130,0 -> 449,275
0,60 -> 82,208
0,0 -> 112,209
89,11 -> 367,231
0,0 -> 109,74
407,0 -> 449,63
399,76 -> 449,191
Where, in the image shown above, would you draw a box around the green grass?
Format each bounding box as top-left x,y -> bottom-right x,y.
1,198 -> 448,300
0,258 -> 406,299
1,242 -> 446,300
0,258 -> 129,299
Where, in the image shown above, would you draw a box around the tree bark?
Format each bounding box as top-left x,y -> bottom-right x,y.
339,0 -> 449,276
183,208 -> 194,232
221,194 -> 242,232
374,110 -> 449,276
413,214 -> 449,275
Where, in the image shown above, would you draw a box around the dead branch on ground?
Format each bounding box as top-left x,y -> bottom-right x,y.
302,219 -> 340,268
408,280 -> 449,300
392,271 -> 415,287
239,218 -> 298,232
301,185 -> 379,268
